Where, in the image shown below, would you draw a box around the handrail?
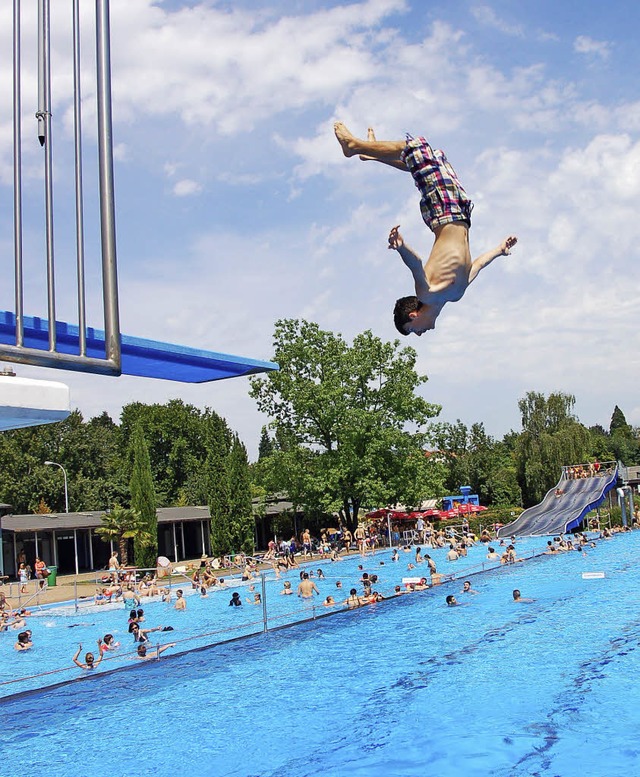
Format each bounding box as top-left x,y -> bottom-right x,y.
0,535 -> 596,698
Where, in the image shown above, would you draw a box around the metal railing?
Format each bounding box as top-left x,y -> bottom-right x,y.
3,0 -> 121,375
0,536 -> 601,699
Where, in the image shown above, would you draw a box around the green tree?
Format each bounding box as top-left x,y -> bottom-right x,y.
258,426 -> 274,460
95,505 -> 153,566
119,400 -> 224,506
0,410 -> 122,513
515,391 -> 591,506
606,405 -> 640,465
610,405 -> 632,437
129,424 -> 158,569
207,415 -> 233,556
227,435 -> 254,554
429,420 -> 521,506
250,319 -> 443,532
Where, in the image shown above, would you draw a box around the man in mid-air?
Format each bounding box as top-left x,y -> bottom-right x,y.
334,123 -> 517,336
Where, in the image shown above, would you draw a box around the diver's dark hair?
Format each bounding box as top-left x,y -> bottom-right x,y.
393,296 -> 422,335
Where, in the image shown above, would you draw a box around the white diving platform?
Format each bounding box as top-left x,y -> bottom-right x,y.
0,375 -> 71,431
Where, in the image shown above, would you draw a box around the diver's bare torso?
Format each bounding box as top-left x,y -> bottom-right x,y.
423,223 -> 472,304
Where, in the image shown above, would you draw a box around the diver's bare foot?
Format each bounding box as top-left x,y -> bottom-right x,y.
334,122 -> 360,157
358,127 -> 376,159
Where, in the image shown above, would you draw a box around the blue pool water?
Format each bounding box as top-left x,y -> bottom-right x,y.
1,533 -> 638,776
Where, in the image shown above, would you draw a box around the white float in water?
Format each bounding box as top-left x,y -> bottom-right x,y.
582,571 -> 605,579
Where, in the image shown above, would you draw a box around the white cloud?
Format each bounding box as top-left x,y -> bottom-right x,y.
471,5 -> 524,37
172,178 -> 202,197
574,35 -> 611,61
1,0 -> 640,457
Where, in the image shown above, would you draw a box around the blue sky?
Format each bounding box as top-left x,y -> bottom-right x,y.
1,0 -> 639,457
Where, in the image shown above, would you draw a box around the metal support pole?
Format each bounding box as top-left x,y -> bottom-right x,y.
88,529 -> 94,570
34,531 -> 39,559
96,0 -> 121,368
38,0 -> 57,350
13,0 -> 24,346
172,523 -> 178,563
73,528 -> 79,575
261,572 -> 268,633
72,0 -> 87,355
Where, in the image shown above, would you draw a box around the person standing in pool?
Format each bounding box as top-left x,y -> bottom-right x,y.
136,643 -> 175,660
73,641 -> 103,669
512,589 -> 535,603
175,590 -> 186,610
334,122 -> 517,336
297,572 -> 320,599
15,630 -> 33,651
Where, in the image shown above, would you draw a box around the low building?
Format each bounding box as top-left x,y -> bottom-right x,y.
0,506 -> 213,576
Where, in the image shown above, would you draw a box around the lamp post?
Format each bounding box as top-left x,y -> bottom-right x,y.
44,460 -> 68,513
45,460 -> 77,575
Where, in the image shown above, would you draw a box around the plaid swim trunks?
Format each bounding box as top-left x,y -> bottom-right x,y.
400,136 -> 473,232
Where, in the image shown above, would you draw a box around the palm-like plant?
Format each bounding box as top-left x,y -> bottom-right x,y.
95,505 -> 153,566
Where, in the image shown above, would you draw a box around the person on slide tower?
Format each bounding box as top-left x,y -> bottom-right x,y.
334,123 -> 517,336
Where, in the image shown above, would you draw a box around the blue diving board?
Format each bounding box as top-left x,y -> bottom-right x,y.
0,312 -> 278,383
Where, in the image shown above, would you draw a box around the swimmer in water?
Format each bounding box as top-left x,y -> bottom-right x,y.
73,641 -> 103,669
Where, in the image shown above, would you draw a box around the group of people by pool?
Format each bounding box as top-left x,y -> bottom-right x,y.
2,521 -> 632,685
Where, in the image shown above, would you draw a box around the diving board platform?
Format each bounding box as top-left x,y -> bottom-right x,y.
0,312 -> 278,383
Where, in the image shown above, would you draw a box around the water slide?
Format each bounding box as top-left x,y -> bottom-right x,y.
496,467 -> 618,538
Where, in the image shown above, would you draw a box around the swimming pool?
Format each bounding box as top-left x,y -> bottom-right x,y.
1,532 -> 637,776
0,536 -> 530,697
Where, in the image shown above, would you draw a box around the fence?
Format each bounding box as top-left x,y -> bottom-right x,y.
0,540 -> 558,699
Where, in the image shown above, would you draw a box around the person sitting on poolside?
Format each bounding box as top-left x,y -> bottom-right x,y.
334,122 -> 517,336
73,641 -> 103,669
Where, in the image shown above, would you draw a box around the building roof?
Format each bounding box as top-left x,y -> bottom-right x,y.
1,506 -> 212,534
